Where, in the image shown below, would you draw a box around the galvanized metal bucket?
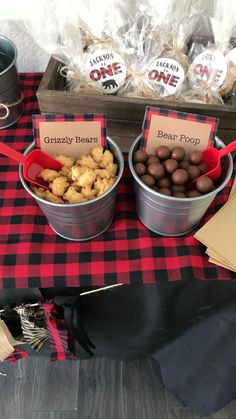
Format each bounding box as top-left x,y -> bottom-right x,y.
19,137 -> 124,241
128,135 -> 233,236
0,35 -> 24,129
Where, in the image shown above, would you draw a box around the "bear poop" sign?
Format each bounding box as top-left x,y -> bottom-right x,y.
84,47 -> 127,94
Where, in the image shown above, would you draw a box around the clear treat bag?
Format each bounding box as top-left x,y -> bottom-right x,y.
21,0 -> 129,95
177,81 -> 224,105
61,1 -> 128,95
144,0 -> 202,99
188,0 -> 236,103
105,2 -> 167,98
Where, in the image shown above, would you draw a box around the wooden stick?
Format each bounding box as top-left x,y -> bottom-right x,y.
80,283 -> 123,296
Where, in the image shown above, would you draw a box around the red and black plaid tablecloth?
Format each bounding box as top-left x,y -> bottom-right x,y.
0,74 -> 236,289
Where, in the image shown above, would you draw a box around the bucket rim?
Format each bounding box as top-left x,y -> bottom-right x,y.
0,35 -> 17,75
128,134 -> 233,203
19,136 -> 124,208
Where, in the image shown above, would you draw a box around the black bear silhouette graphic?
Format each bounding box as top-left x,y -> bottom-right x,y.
102,79 -> 118,89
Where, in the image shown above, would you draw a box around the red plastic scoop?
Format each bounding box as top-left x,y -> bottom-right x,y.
189,139 -> 236,187
0,142 -> 63,189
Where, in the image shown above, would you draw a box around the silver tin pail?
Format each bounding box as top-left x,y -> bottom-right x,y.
0,35 -> 24,129
19,137 -> 124,241
128,135 -> 233,236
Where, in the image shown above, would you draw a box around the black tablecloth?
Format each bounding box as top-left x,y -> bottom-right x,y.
41,280 -> 236,416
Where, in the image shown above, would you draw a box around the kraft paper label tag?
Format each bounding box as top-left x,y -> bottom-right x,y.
142,106 -> 218,156
33,113 -> 107,158
188,49 -> 227,92
84,47 -> 127,94
145,57 -> 185,97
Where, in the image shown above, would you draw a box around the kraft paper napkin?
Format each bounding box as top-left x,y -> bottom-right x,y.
229,176 -> 236,199
208,257 -> 235,270
195,179 -> 236,272
206,247 -> 236,269
0,319 -> 23,361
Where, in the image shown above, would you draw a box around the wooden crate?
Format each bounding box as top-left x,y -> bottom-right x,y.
37,57 -> 236,153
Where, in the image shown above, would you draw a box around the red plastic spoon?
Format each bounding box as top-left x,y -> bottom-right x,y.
0,142 -> 63,189
189,139 -> 236,187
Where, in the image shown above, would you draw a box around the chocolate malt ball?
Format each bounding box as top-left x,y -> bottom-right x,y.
196,176 -> 215,193
140,174 -> 155,188
147,163 -> 165,180
187,165 -> 201,180
158,177 -> 171,188
156,145 -> 171,160
172,169 -> 189,185
189,150 -> 203,165
134,162 -> 146,176
198,161 -> 208,174
152,185 -> 159,192
179,160 -> 190,170
173,191 -> 186,198
164,158 -> 179,174
187,189 -> 202,198
133,149 -> 148,164
171,184 -> 186,192
146,155 -> 160,165
159,187 -> 172,196
171,146 -> 186,162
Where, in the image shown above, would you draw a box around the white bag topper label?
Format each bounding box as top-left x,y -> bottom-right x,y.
85,48 -> 126,94
189,49 -> 227,91
145,57 -> 185,97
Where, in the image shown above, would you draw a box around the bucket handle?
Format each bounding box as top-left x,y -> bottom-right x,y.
0,103 -> 9,120
0,93 -> 24,120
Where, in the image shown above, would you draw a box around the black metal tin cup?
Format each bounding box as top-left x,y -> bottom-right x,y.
0,35 -> 24,129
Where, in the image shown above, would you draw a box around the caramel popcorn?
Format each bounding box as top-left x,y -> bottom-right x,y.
76,154 -> 99,170
94,176 -> 115,196
81,185 -> 97,200
53,154 -> 75,168
30,185 -> 46,199
60,166 -> 73,181
44,190 -> 64,204
50,176 -> 70,197
73,168 -> 97,187
31,146 -> 118,205
100,149 -> 114,168
63,186 -> 87,204
91,146 -> 104,163
71,165 -> 88,180
39,169 -> 60,182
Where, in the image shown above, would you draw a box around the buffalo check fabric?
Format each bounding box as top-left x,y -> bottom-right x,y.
42,302 -> 76,361
6,348 -> 30,364
0,74 -> 236,289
